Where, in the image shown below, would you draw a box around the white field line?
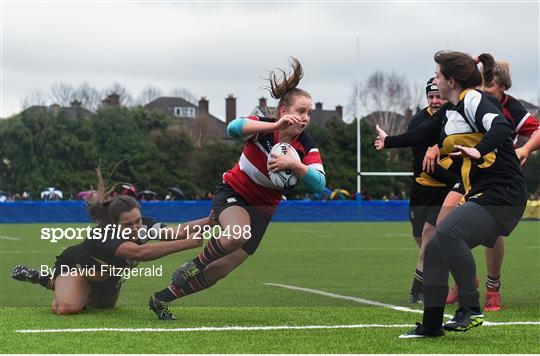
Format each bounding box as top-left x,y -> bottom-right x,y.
265,283 -> 540,327
15,321 -> 540,334
0,235 -> 21,241
16,324 -> 413,333
10,283 -> 540,334
265,282 -> 446,317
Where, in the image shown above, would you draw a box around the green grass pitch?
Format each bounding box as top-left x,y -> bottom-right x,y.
1,221 -> 539,353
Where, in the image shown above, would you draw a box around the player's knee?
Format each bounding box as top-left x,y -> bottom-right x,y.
432,229 -> 471,260
52,302 -> 85,315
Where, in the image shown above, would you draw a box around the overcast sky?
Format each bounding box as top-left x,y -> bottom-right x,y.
2,1 -> 539,121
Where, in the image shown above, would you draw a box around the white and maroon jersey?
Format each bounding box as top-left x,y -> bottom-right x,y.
501,94 -> 539,143
223,115 -> 325,207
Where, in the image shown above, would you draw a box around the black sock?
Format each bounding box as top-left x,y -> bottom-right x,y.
422,307 -> 445,331
423,285 -> 449,308
411,269 -> 423,294
38,274 -> 54,289
486,275 -> 501,292
154,286 -> 178,303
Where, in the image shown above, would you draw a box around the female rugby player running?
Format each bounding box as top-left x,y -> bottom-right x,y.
12,168 -> 209,315
423,59 -> 539,311
148,57 -> 326,320
375,51 -> 527,338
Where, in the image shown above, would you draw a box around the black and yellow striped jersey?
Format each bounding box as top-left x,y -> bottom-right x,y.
386,89 -> 527,234
407,107 -> 458,188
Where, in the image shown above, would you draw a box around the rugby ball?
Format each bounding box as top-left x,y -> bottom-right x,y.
268,143 -> 301,189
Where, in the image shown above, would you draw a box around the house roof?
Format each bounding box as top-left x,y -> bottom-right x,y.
251,105 -> 277,118
145,96 -> 226,127
144,97 -> 197,113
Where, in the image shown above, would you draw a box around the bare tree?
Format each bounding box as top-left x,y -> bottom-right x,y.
21,89 -> 50,109
169,87 -> 197,105
410,81 -> 426,114
50,83 -> 75,106
352,70 -> 416,135
72,82 -> 101,112
137,85 -> 162,105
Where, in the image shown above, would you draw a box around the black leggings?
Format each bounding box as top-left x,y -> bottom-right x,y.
423,201 -> 502,309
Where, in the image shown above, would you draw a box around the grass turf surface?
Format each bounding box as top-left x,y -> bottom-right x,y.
1,221 -> 539,353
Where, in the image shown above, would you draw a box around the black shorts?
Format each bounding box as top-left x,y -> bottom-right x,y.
211,183 -> 274,255
53,245 -> 122,302
435,201 -> 504,249
409,182 -> 449,238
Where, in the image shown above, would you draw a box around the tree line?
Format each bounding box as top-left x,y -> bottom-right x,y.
0,105 -> 423,200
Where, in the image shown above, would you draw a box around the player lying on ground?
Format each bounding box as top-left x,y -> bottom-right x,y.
422,58 -> 539,311
148,57 -> 326,320
375,51 -> 527,338
11,168 -> 208,315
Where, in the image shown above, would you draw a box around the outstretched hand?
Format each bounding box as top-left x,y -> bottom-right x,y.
374,124 -> 388,151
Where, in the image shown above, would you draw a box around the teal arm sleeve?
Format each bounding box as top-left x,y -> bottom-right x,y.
301,166 -> 326,193
227,118 -> 248,138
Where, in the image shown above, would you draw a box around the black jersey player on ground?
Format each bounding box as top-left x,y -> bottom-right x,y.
11,168 -> 209,315
375,51 -> 527,338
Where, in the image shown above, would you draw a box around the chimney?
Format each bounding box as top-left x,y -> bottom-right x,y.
225,94 -> 236,123
198,96 -> 209,113
315,102 -> 323,110
102,93 -> 120,108
259,97 -> 267,108
335,105 -> 343,120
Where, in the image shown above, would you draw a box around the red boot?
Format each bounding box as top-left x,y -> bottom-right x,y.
484,288 -> 501,311
446,277 -> 480,305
